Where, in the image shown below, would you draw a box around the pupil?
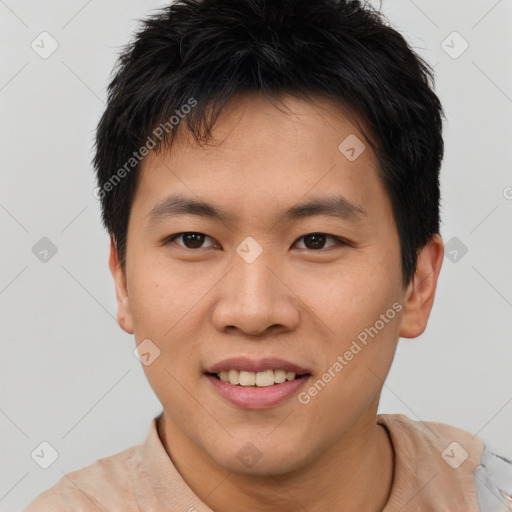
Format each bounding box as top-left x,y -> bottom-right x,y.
305,233 -> 325,249
184,233 -> 204,248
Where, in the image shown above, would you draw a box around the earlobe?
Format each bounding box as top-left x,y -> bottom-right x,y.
399,234 -> 444,339
108,236 -> 134,334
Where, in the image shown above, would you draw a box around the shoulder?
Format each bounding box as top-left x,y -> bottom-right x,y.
23,485 -> 65,512
23,443 -> 142,512
378,413 -> 512,511
378,412 -> 485,465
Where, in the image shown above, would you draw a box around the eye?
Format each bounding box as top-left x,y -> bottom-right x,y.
165,232 -> 349,251
166,232 -> 218,249
293,233 -> 346,250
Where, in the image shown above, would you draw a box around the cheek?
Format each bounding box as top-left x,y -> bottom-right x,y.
293,254 -> 402,399
127,255 -> 208,339
126,254 -> 232,390
295,257 -> 401,339
127,263 -> 208,413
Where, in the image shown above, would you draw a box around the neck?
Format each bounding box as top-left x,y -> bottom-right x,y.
158,408 -> 395,512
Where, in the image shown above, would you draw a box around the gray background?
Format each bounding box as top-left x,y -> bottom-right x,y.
1,0 -> 511,509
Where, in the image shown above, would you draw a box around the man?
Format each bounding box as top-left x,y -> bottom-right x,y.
25,0 -> 512,510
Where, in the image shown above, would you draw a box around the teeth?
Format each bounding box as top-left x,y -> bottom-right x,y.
255,370 -> 274,387
239,371 -> 256,386
215,369 -> 299,386
274,369 -> 287,383
228,369 -> 239,385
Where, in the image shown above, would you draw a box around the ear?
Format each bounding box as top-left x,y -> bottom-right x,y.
109,236 -> 134,334
399,234 -> 444,339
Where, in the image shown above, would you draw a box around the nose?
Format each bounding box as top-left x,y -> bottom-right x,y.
211,251 -> 301,337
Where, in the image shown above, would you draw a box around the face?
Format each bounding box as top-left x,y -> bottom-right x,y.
110,93 -> 438,476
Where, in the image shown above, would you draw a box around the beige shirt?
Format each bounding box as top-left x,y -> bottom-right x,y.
24,413 -> 512,511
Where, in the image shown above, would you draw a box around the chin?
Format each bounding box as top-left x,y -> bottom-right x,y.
208,437 -> 312,477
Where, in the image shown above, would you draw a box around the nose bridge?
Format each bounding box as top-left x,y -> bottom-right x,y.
211,243 -> 300,335
232,247 -> 279,310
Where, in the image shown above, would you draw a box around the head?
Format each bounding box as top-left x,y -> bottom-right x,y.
95,0 -> 444,476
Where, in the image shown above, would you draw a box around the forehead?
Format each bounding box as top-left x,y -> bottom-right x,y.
161,93 -> 375,166
132,93 -> 388,224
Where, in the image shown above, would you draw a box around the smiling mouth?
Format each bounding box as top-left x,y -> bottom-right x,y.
207,369 -> 311,387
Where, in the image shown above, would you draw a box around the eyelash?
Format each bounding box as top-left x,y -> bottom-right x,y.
164,232 -> 351,251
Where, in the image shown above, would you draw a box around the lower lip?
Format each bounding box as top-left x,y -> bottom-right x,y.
205,374 -> 311,410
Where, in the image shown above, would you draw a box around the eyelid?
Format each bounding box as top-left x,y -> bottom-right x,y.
293,233 -> 346,250
165,232 -> 352,250
166,232 -> 218,248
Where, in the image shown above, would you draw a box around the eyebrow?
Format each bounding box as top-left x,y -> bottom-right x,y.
145,193 -> 367,226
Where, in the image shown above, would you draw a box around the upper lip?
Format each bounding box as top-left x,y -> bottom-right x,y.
206,357 -> 311,375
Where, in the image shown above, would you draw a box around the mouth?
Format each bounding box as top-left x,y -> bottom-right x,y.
206,369 -> 311,387
204,357 -> 313,410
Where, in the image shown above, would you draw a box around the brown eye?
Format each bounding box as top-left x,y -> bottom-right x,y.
294,233 -> 344,250
167,232 -> 216,249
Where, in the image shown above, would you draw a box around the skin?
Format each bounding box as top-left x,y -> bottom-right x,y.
109,92 -> 444,512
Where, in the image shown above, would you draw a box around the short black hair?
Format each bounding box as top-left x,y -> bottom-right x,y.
93,0 -> 444,287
